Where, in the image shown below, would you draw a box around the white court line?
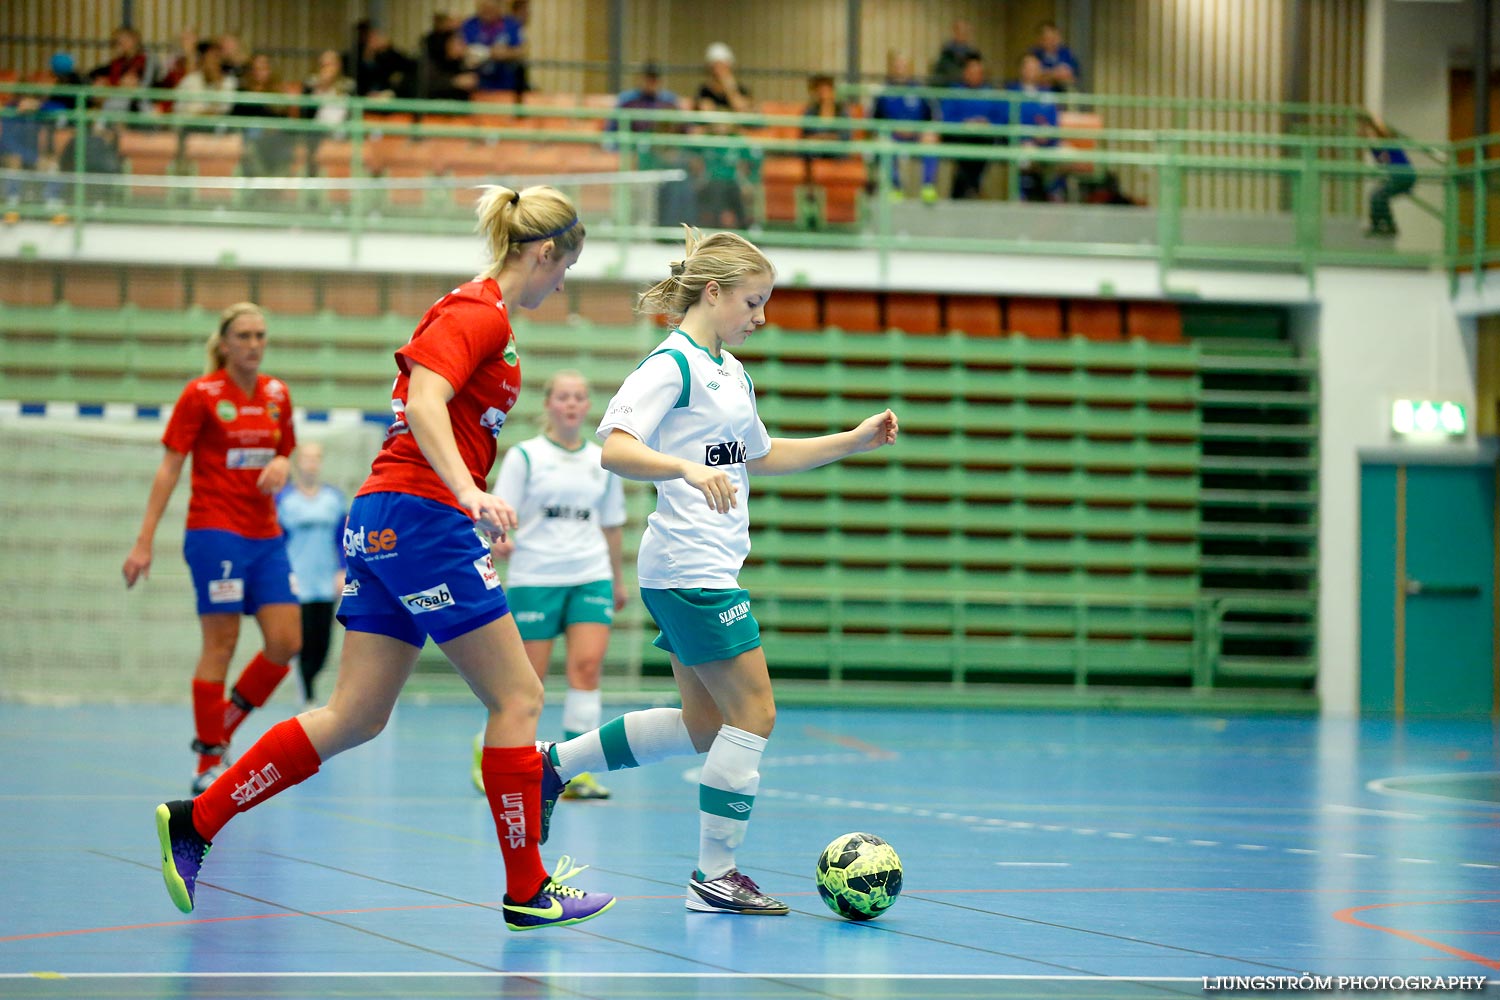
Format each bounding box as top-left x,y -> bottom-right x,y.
0,972 -> 1201,982
1324,803 -> 1427,820
1366,773 -> 1500,810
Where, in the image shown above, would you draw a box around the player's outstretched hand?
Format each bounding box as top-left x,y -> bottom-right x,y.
682,463 -> 738,514
458,486 -> 518,543
256,455 -> 290,495
122,542 -> 152,588
851,409 -> 899,453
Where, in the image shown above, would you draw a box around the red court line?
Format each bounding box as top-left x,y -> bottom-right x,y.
1332,899 -> 1500,971
799,725 -> 896,758
5,887 -> 1479,945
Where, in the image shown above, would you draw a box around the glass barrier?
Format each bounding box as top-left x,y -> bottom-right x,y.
0,82 -> 1483,281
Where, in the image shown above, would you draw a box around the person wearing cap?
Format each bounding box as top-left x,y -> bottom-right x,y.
613,63 -> 679,133
697,42 -> 751,113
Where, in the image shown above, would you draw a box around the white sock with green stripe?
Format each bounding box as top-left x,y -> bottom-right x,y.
560,688 -> 602,742
553,707 -> 698,779
697,725 -> 766,880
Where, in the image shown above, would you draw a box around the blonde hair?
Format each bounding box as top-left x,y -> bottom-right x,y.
474,184 -> 586,280
205,302 -> 266,374
539,368 -> 590,437
636,226 -> 775,321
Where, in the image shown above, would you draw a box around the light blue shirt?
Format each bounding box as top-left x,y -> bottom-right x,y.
276,484 -> 348,602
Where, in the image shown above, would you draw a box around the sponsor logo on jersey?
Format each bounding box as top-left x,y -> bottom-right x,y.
704,440 -> 748,467
216,400 -> 238,422
502,337 -> 519,366
341,579 -> 361,597
230,763 -> 282,806
480,406 -> 508,437
706,381 -> 721,391
344,525 -> 399,558
718,600 -> 751,626
225,447 -> 276,469
542,504 -> 593,521
266,402 -> 282,424
608,404 -> 633,416
401,583 -> 455,614
208,578 -> 245,604
472,553 -> 501,590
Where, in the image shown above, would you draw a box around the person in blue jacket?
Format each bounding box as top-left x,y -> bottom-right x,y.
871,52 -> 939,203
276,442 -> 348,706
941,55 -> 1006,200
1028,22 -> 1082,93
1359,114 -> 1414,238
1009,54 -> 1066,202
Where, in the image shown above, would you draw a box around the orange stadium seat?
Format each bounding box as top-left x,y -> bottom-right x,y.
386,275 -> 449,317
573,283 -> 639,325
754,100 -> 803,141
191,270 -> 253,311
809,157 -> 865,226
884,293 -> 942,335
320,272 -> 382,317
760,156 -> 807,225
1067,299 -> 1123,341
182,132 -> 243,203
1059,110 -> 1103,175
125,266 -> 187,310
61,265 -> 123,309
768,288 -> 820,331
945,295 -> 1004,337
1007,297 -> 1064,338
823,290 -> 881,333
313,139 -> 356,205
0,261 -> 56,306
1125,301 -> 1184,343
118,129 -> 181,202
257,272 -> 319,315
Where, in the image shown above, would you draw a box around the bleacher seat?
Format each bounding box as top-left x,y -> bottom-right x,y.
823,290 -> 881,332
1126,301 -> 1184,343
760,155 -> 806,225
118,130 -> 180,203
1068,299 -> 1123,340
945,295 -> 1004,336
808,157 -> 865,226
768,288 -> 820,331
191,270 -> 253,311
256,272 -> 318,315
884,293 -> 942,335
1007,297 -> 1064,338
60,266 -> 123,309
182,132 -> 243,204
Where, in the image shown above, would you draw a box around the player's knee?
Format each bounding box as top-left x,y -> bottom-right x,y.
565,658 -> 602,689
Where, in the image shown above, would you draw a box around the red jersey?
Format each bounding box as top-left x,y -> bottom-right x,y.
162,371 -> 296,539
359,277 -> 521,512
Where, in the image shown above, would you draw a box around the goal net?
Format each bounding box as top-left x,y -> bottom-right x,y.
0,409 -> 384,702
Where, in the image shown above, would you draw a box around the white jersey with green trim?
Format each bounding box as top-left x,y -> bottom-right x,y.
494,434 -> 626,587
597,329 -> 771,589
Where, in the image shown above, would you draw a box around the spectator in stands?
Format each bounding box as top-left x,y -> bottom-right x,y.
303,49 -> 354,129
219,33 -> 250,80
798,73 -> 855,156
930,19 -> 979,87
1028,22 -> 1081,93
1009,54 -> 1064,202
353,23 -> 416,100
613,62 -> 680,132
236,53 -> 299,175
420,29 -> 480,101
871,51 -> 938,203
697,42 -> 751,113
1360,114 -> 1415,238
99,64 -> 158,117
123,302 -> 300,797
58,120 -> 125,205
155,30 -> 200,95
692,93 -> 759,228
503,1 -> 532,97
1,54 -> 71,213
941,54 -> 1005,200
176,40 -> 238,119
89,26 -> 151,88
461,0 -> 527,97
422,11 -> 461,71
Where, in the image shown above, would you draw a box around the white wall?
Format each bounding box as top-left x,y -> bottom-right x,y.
1312,267 -> 1482,715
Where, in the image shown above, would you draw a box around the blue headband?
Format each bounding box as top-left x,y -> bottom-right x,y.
515,217 -> 580,243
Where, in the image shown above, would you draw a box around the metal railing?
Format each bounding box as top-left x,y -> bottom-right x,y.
0,82 -> 1488,285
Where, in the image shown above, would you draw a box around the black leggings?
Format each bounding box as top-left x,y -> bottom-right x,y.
299,601 -> 336,701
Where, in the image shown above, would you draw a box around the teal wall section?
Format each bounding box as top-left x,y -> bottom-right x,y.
1358,465 -> 1398,714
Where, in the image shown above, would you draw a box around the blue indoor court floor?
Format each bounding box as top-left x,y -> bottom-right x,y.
1,700 -> 1497,1000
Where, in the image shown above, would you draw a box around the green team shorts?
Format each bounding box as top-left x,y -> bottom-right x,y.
639,587 -> 762,667
507,580 -> 615,641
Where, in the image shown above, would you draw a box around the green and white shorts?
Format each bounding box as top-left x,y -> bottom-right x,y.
507,580 -> 615,642
640,587 -> 762,667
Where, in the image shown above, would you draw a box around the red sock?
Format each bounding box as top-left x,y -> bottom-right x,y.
192,679 -> 226,772
192,717 -> 321,842
223,653 -> 291,739
481,745 -> 549,901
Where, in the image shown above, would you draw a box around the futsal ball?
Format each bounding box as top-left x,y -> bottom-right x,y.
815,832 -> 903,920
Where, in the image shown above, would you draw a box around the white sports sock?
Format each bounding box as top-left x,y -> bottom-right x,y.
554,706 -> 698,779
561,687 -> 602,741
697,725 -> 767,880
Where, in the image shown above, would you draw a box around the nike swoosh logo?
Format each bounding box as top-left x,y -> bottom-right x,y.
505,897 -> 564,919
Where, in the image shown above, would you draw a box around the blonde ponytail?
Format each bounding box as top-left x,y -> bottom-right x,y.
636,225 -> 774,322
475,184 -> 586,279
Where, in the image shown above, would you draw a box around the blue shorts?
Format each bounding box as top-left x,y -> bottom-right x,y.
336,492 -> 511,648
182,529 -> 298,616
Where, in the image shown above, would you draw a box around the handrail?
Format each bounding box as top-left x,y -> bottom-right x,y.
2,80 -> 1495,282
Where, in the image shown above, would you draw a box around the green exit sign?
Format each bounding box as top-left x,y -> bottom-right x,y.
1391,399 -> 1467,437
